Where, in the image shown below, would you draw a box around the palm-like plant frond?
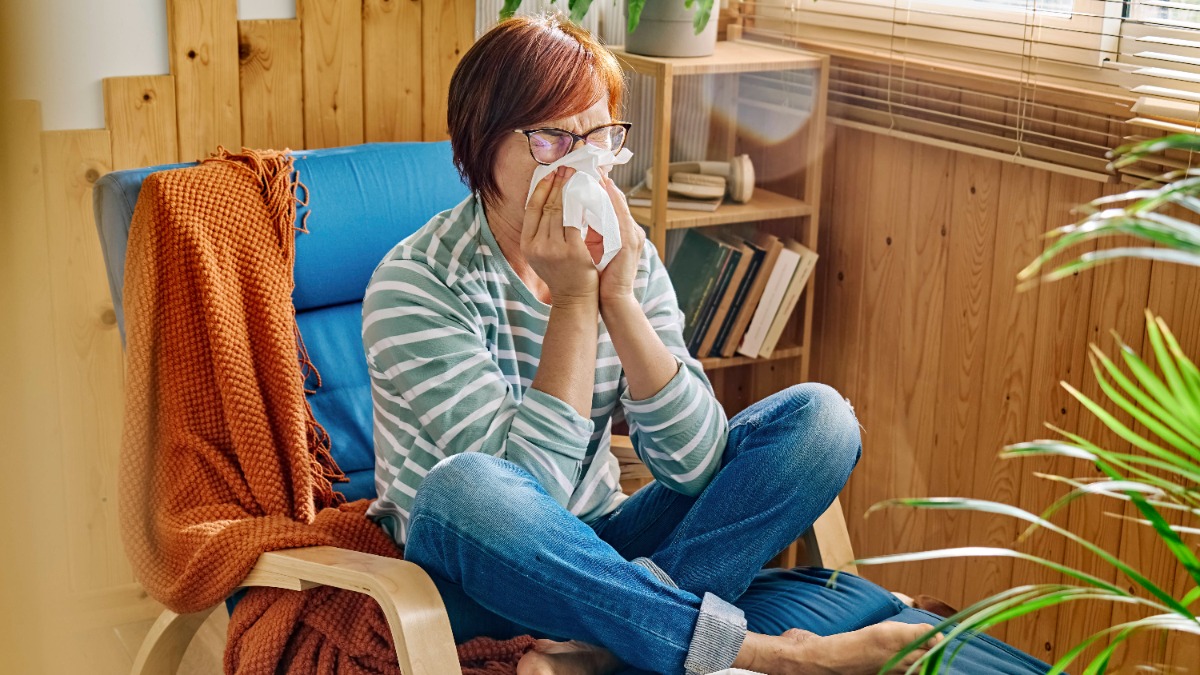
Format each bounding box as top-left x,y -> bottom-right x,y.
1019,134 -> 1200,286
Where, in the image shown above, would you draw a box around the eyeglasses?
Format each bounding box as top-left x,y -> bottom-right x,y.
514,122 -> 632,165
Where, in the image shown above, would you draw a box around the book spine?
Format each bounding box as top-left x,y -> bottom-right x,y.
737,251 -> 799,357
760,247 -> 818,357
710,251 -> 763,356
681,273 -> 718,345
688,249 -> 738,355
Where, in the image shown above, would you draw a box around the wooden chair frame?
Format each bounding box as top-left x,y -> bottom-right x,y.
130,436 -> 857,675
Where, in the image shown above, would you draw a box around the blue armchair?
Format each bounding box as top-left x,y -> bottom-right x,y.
93,141 -> 856,675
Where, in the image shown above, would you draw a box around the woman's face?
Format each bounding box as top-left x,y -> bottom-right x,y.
491,94 -> 613,215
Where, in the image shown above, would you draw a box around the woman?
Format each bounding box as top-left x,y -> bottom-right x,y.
362,15 -> 1042,675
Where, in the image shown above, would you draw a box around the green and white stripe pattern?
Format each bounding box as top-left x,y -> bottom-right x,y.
363,194 -> 728,545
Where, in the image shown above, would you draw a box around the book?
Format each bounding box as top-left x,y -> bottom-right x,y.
699,236 -> 755,359
758,239 -> 819,357
721,232 -> 784,358
687,241 -> 741,355
666,230 -> 734,346
691,240 -> 745,356
737,242 -> 801,358
710,238 -> 765,357
627,181 -> 723,212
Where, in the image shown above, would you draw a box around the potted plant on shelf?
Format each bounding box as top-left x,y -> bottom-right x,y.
500,0 -> 718,57
852,134 -> 1200,673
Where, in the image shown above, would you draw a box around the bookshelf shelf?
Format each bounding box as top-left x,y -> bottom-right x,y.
628,188 -> 813,230
699,344 -> 806,372
612,41 -> 824,76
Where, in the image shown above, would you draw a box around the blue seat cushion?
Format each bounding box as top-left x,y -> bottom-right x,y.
296,302 -> 375,479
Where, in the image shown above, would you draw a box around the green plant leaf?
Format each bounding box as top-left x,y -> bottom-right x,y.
567,0 -> 593,23
848,547 -> 1127,594
1110,133 -> 1200,168
1089,351 -> 1200,461
867,497 -> 1193,617
693,0 -> 715,34
1005,437 -> 1200,503
1117,333 -> 1200,437
1124,488 -> 1200,592
1036,248 -> 1200,286
1158,317 -> 1200,411
500,0 -> 522,20
1184,586 -> 1200,606
1061,381 -> 1200,480
627,0 -> 646,32
883,586 -> 1155,675
1089,343 -> 1200,453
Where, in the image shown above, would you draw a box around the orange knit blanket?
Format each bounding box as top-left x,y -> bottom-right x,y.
118,148 -> 533,674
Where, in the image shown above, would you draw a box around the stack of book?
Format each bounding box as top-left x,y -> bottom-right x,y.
666,229 -> 819,360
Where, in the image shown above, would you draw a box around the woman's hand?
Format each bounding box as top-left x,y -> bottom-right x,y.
523,167 -> 599,307
597,175 -> 646,307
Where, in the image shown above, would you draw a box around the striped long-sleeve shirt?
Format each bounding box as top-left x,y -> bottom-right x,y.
362,194 -> 729,546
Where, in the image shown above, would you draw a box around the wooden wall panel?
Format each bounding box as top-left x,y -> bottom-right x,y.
1005,173 -> 1099,659
2,100 -> 72,674
815,126 -> 1200,668
364,0 -> 424,142
238,19 -> 304,150
920,150 -> 996,613
969,161 -> 1050,644
103,76 -> 179,170
421,0 -> 475,141
299,0 -> 364,148
40,130 -> 125,594
167,0 -> 241,160
846,134 -> 906,590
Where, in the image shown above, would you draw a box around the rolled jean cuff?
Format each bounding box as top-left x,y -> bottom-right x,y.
683,592 -> 748,675
631,556 -> 678,588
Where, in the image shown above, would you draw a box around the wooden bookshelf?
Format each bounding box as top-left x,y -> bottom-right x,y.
698,344 -> 806,371
616,36 -> 837,570
627,187 -> 813,230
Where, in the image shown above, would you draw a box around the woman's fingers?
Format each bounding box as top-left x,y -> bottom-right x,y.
541,166 -> 572,242
523,169 -> 560,245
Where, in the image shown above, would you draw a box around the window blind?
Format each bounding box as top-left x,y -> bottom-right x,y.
737,0 -> 1200,179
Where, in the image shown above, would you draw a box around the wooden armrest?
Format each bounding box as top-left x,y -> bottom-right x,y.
252,546 -> 462,675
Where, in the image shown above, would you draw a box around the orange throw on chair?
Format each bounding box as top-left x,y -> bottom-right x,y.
118,147 -> 534,674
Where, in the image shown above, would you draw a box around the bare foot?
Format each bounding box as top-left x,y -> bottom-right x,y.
739,622 -> 944,674
515,639 -> 624,675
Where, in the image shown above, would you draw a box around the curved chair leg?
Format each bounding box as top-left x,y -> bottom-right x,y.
130,604 -> 219,675
803,497 -> 858,574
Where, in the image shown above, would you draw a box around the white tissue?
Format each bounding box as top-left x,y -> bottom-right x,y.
525,144 -> 633,271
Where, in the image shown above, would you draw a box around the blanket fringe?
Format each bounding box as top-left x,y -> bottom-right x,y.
202,146 -> 346,509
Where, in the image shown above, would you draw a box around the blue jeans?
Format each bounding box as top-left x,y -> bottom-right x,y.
403,383 -> 1049,674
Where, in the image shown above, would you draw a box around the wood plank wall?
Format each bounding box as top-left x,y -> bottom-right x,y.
7,1 -> 474,671
814,124 -> 1200,670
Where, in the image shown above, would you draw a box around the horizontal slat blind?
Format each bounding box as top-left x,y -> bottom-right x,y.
739,0 -> 1200,177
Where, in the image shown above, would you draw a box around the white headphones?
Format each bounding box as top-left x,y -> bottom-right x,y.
645,154 -> 755,203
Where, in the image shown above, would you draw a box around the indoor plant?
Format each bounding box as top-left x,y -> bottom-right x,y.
851,134 -> 1200,674
500,0 -> 718,57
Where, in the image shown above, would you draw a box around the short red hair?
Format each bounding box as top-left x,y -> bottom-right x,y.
447,15 -> 625,206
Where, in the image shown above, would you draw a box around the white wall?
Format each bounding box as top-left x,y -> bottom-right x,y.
10,0 -> 295,131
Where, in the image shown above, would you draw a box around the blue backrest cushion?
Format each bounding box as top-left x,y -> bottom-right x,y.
93,142 -> 471,497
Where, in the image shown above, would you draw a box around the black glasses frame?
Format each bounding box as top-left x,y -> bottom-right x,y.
514,122 -> 632,165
